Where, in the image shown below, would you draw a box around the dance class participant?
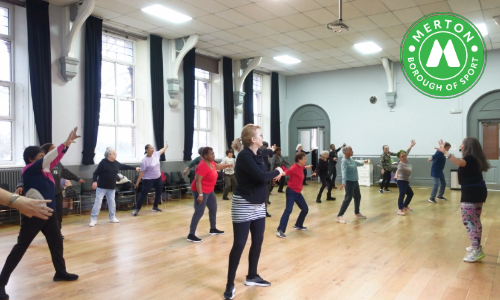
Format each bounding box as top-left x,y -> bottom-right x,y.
336,145 -> 367,224
223,124 -> 283,300
428,142 -> 451,203
276,152 -> 312,239
90,148 -> 140,226
270,147 -> 290,193
394,140 -> 417,216
436,138 -> 490,262
0,187 -> 53,219
296,144 -> 310,185
312,150 -> 335,203
187,147 -> 231,243
132,142 -> 169,216
328,143 -> 345,188
379,145 -> 398,193
221,149 -> 237,200
0,128 -> 81,300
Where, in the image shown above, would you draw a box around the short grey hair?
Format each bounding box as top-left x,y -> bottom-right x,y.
296,144 -> 302,151
104,147 -> 115,158
320,150 -> 329,158
342,145 -> 351,153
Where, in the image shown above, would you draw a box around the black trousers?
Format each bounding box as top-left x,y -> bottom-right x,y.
380,170 -> 392,189
328,163 -> 337,187
55,192 -> 63,229
227,217 -> 265,286
302,169 -> 307,185
337,181 -> 361,217
318,175 -> 333,197
136,176 -> 163,210
0,214 -> 66,286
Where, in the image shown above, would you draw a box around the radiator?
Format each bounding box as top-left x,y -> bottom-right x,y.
0,168 -> 23,192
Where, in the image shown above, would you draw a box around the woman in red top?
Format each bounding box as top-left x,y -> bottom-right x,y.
187,147 -> 232,243
275,152 -> 313,239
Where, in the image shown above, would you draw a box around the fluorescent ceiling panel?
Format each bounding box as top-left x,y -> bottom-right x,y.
354,41 -> 382,54
142,5 -> 192,23
274,55 -> 301,64
476,23 -> 488,36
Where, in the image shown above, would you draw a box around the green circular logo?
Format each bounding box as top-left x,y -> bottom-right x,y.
400,13 -> 487,99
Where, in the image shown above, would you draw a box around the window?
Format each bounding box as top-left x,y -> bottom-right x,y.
192,68 -> 211,158
0,4 -> 13,162
96,34 -> 136,158
253,73 -> 262,127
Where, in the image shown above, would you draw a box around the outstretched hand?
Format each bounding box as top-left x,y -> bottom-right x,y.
435,139 -> 447,154
339,184 -> 345,190
410,139 -> 416,147
64,127 -> 81,147
305,165 -> 313,169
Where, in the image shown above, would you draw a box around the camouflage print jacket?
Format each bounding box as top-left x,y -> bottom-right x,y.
380,152 -> 398,171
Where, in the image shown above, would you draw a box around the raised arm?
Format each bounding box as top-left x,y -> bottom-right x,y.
43,127 -> 81,170
435,139 -> 466,167
159,141 -> 169,155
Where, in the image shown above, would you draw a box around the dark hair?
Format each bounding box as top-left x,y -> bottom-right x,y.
274,147 -> 281,153
198,147 -> 204,155
330,144 -> 335,149
396,150 -> 406,158
23,146 -> 42,164
40,143 -> 53,154
226,149 -> 234,156
201,147 -> 213,158
262,141 -> 269,147
462,137 -> 490,172
382,145 -> 389,150
295,152 -> 306,162
144,144 -> 153,155
444,142 -> 451,149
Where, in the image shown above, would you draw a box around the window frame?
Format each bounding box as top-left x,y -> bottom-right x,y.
253,73 -> 263,127
98,33 -> 137,159
0,2 -> 15,163
193,68 -> 212,157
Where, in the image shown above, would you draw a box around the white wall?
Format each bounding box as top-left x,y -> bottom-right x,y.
261,73 -> 271,143
280,49 -> 500,157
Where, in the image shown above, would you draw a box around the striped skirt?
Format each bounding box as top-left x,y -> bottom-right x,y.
231,194 -> 266,223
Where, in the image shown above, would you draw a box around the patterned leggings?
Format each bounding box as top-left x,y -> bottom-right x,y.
461,202 -> 483,248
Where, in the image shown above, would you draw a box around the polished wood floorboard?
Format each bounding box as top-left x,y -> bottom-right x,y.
1,183 -> 500,300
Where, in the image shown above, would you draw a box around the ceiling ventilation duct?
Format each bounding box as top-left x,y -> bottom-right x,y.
326,0 -> 349,32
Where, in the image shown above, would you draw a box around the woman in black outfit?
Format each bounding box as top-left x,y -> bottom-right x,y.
223,124 -> 284,300
296,144 -> 310,185
312,151 -> 336,203
328,143 -> 344,188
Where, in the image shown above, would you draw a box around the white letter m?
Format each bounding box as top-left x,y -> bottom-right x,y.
426,40 -> 460,67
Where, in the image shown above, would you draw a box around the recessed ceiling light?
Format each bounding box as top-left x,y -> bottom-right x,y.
142,5 -> 192,23
476,23 -> 488,36
274,55 -> 301,64
354,42 -> 382,54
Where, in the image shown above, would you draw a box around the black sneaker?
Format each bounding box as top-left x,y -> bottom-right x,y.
222,196 -> 230,200
316,199 -> 321,203
428,198 -> 437,204
266,212 -> 271,217
277,190 -> 284,193
326,196 -> 336,200
132,209 -> 139,216
379,189 -> 383,194
293,225 -> 307,231
245,274 -> 271,287
437,197 -> 447,201
209,228 -> 224,235
266,200 -> 271,205
53,272 -> 79,282
0,285 -> 9,300
187,234 -> 202,243
304,183 -> 309,186
61,235 -> 65,240
152,206 -> 162,212
223,284 -> 235,300
384,189 -> 392,193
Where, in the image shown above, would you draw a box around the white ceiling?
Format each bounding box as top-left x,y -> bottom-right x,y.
50,0 -> 500,76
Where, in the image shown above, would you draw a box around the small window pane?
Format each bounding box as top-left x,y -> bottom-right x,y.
194,109 -> 198,129
116,64 -> 133,97
0,7 -> 8,35
0,86 -> 10,117
199,131 -> 210,147
192,131 -> 199,159
199,109 -> 210,130
195,68 -> 210,80
119,100 -> 134,124
96,126 -> 115,158
101,61 -> 115,95
253,93 -> 261,114
254,115 -> 261,127
0,40 -> 11,81
198,81 -> 209,107
117,127 -> 135,158
102,34 -> 133,62
194,79 -> 198,106
0,120 -> 12,160
100,98 -> 115,123
253,74 -> 262,91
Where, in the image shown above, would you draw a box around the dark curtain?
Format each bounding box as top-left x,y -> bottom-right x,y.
270,72 -> 281,147
81,16 -> 102,165
183,48 -> 196,161
150,35 -> 165,161
26,0 -> 52,145
222,57 -> 234,149
243,70 -> 254,126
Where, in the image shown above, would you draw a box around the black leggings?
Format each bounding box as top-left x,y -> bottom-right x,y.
227,217 -> 265,286
136,176 -> 163,210
380,170 -> 392,189
318,175 -> 333,197
55,192 -> 63,229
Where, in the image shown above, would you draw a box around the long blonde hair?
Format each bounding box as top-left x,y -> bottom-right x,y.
232,124 -> 260,152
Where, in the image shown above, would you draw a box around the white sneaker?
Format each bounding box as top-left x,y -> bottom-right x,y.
466,245 -> 482,252
354,213 -> 366,219
463,248 -> 485,263
109,218 -> 120,223
336,216 -> 346,224
89,220 -> 97,227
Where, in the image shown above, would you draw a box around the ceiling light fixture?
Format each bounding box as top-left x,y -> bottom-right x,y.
141,5 -> 192,23
326,0 -> 349,33
274,55 -> 301,64
354,42 -> 382,54
476,23 -> 488,36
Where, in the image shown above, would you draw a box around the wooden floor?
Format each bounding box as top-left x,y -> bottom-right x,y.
1,182 -> 500,300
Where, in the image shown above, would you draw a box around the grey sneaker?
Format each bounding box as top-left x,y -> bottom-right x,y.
293,225 -> 307,230
428,198 -> 437,204
463,248 -> 485,262
466,245 -> 482,252
223,284 -> 235,299
437,197 -> 447,201
275,230 -> 286,238
379,189 -> 383,194
244,274 -> 271,287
